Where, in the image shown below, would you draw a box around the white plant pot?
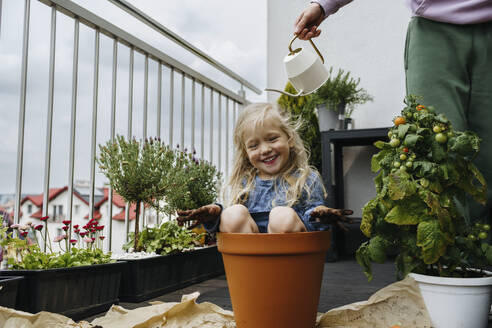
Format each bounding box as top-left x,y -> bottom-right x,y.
317,103 -> 345,131
409,272 -> 492,328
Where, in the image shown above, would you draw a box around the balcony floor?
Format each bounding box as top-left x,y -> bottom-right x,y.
83,257 -> 492,326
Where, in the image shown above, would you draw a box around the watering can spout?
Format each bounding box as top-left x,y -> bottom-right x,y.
264,88 -> 305,97
266,35 -> 328,98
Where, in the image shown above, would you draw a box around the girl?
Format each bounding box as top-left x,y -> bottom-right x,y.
177,102 -> 351,233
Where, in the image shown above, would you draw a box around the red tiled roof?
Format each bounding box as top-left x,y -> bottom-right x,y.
112,203 -> 137,221
21,187 -> 68,207
95,187 -> 127,208
84,210 -> 102,220
30,208 -> 44,219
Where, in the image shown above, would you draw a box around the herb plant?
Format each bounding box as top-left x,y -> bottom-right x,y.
123,220 -> 203,255
312,67 -> 373,118
164,148 -> 222,214
356,95 -> 491,281
98,136 -> 175,250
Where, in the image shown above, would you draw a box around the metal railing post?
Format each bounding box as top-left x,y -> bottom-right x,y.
14,0 -> 31,226
169,67 -> 174,147
180,72 -> 185,150
67,18 -> 79,251
125,47 -> 134,241
41,6 -> 57,250
108,38 -> 118,251
89,29 -> 100,221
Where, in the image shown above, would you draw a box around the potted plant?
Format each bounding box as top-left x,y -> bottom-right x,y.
99,139 -> 224,302
118,220 -> 223,302
0,216 -> 123,320
312,67 -> 373,131
356,95 -> 492,328
218,231 -> 331,328
98,135 -> 175,251
277,82 -> 322,172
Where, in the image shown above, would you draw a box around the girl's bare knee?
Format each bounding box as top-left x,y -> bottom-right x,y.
268,206 -> 305,233
220,204 -> 256,233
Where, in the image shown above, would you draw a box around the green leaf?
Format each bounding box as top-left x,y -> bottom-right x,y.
387,172 -> 416,200
371,149 -> 391,173
356,242 -> 373,282
448,131 -> 480,158
384,197 -> 427,225
416,220 -> 448,264
397,124 -> 410,139
367,235 -> 389,263
403,133 -> 422,148
360,200 -> 377,238
374,140 -> 386,149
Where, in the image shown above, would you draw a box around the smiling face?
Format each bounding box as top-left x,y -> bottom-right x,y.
242,116 -> 293,179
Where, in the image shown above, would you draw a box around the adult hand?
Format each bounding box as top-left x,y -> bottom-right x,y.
294,3 -> 325,40
176,204 -> 221,230
310,206 -> 353,231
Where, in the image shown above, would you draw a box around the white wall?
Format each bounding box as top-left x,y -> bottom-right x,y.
267,0 -> 410,214
267,0 -> 409,126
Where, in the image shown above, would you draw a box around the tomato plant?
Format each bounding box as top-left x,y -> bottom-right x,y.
358,95 -> 489,281
394,116 -> 406,126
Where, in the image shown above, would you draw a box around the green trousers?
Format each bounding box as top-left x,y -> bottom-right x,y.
405,17 -> 492,223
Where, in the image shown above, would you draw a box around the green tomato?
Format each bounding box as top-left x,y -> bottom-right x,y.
447,131 -> 454,138
435,133 -> 447,143
388,131 -> 393,138
400,154 -> 407,161
399,165 -> 407,172
483,224 -> 491,231
406,161 -> 413,168
468,234 -> 477,241
479,232 -> 488,240
389,138 -> 400,147
405,112 -> 413,119
393,161 -> 401,168
420,178 -> 429,188
433,125 -> 442,133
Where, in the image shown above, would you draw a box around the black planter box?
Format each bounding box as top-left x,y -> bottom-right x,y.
119,245 -> 224,302
0,276 -> 24,308
0,261 -> 125,321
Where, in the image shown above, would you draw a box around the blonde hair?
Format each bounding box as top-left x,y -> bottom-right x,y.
225,102 -> 326,207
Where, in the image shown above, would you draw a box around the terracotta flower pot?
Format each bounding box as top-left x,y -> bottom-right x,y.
218,231 -> 331,328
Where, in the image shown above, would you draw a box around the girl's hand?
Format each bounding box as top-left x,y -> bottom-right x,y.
310,206 -> 353,231
176,204 -> 222,230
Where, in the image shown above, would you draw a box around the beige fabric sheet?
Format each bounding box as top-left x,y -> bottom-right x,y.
0,276 -> 431,328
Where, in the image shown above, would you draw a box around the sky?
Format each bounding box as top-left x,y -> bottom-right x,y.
0,0 -> 267,195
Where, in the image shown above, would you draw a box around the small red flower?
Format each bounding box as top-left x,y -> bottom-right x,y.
62,226 -> 69,231
62,220 -> 71,225
70,239 -> 77,244
96,225 -> 105,231
80,231 -> 87,237
34,224 -> 43,231
91,237 -> 96,242
40,216 -> 49,221
20,231 -> 28,237
74,229 -> 80,234
73,224 -> 79,229
99,236 -> 105,240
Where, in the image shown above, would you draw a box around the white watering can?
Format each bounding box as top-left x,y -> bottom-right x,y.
265,35 -> 329,97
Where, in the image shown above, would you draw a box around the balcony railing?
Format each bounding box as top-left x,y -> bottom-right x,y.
5,0 -> 260,252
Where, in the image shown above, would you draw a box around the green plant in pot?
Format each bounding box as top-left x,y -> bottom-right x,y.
98,135 -> 175,251
312,67 -> 373,131
277,82 -> 321,172
356,95 -> 492,327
